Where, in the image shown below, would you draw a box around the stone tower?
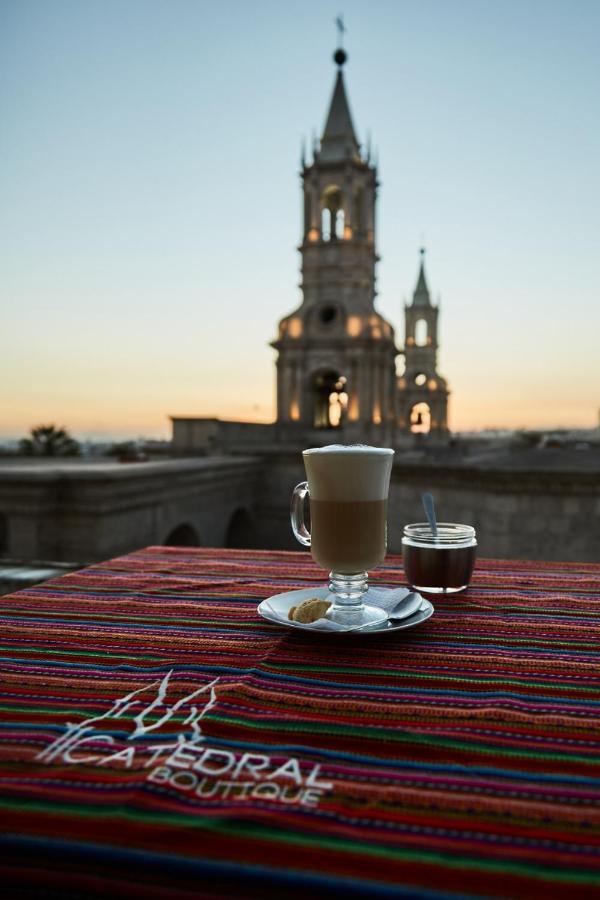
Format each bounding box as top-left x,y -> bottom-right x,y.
397,249 -> 449,437
272,45 -> 398,446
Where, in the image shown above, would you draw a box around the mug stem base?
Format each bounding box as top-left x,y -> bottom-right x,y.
327,572 -> 388,627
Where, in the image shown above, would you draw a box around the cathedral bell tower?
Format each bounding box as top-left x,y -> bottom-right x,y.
272,44 -> 398,446
397,249 -> 449,437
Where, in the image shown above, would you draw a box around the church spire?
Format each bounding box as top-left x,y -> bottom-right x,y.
412,247 -> 432,306
318,39 -> 360,163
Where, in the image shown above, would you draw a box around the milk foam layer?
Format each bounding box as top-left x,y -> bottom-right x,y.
303,445 -> 394,502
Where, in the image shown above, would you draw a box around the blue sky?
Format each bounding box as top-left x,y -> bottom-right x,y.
1,0 -> 599,438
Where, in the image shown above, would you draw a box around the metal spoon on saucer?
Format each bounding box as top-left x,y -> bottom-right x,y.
344,591 -> 424,632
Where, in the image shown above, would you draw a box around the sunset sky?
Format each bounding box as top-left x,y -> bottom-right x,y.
1,0 -> 599,439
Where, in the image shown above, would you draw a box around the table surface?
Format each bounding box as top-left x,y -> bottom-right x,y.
1,547 -> 599,899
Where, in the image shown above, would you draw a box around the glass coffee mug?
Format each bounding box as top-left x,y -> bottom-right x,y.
291,445 -> 394,627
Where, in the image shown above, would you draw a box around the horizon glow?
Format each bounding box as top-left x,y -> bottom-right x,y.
1,0 -> 599,441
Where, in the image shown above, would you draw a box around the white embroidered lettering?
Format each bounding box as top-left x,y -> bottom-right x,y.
305,764 -> 333,790
268,757 -> 302,785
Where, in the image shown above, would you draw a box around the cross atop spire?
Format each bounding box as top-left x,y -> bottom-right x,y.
333,15 -> 347,66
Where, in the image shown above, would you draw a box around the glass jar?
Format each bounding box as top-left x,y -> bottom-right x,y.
402,523 -> 477,594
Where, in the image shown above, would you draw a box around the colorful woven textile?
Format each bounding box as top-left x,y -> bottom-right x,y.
1,547 -> 599,898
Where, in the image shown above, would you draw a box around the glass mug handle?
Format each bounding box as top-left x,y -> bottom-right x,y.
291,481 -> 311,547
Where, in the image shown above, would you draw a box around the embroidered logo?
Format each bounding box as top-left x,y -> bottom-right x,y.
36,671 -> 332,808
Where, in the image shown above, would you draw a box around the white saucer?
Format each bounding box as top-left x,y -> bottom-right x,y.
257,586 -> 434,635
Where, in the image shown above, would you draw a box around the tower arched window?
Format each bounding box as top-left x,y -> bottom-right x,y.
321,184 -> 342,242
312,371 -> 347,428
321,208 -> 331,241
415,319 -> 428,347
410,402 -> 431,435
335,208 -> 345,240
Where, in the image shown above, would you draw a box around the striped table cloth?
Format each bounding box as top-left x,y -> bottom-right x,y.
1,547 -> 599,898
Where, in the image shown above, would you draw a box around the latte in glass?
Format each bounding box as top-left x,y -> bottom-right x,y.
302,446 -> 393,574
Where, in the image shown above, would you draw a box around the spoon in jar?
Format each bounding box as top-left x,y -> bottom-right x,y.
422,492 -> 438,540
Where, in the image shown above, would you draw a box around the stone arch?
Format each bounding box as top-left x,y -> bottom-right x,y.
415,319 -> 428,347
164,523 -> 200,547
410,402 -> 431,435
307,368 -> 348,429
225,507 -> 255,549
321,184 -> 342,241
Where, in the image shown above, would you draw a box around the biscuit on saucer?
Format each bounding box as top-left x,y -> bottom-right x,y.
288,598 -> 331,624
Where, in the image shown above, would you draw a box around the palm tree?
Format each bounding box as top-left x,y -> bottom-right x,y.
19,425 -> 80,457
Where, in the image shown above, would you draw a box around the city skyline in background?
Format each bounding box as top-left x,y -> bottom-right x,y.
1,0 -> 599,440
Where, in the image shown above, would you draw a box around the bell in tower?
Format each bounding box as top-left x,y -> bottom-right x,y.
272,38 -> 398,447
